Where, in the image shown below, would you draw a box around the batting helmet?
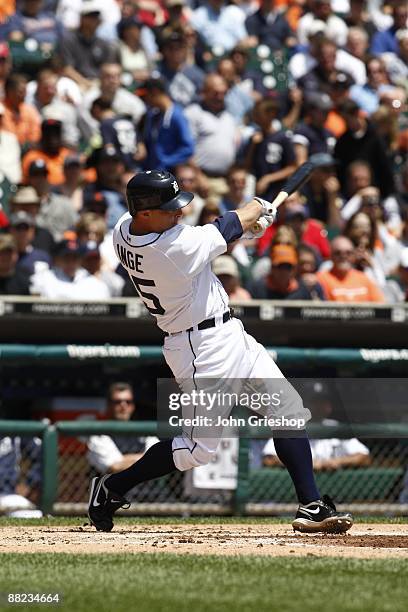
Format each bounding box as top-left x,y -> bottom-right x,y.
126,170 -> 194,215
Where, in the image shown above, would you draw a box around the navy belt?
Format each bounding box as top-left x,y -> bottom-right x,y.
164,310 -> 233,337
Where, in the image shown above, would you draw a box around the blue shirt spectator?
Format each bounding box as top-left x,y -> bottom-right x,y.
142,77 -> 194,171
370,2 -> 408,55
245,1 -> 293,50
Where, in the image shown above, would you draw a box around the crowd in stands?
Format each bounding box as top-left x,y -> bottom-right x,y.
0,0 -> 407,303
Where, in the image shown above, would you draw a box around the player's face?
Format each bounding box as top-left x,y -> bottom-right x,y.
147,209 -> 184,232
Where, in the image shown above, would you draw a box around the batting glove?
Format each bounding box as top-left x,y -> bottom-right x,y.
254,196 -> 278,222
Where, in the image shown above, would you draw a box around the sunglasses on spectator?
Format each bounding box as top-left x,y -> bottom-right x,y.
110,399 -> 134,405
13,223 -> 31,231
333,250 -> 353,256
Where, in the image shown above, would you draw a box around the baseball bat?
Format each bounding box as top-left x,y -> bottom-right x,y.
252,161 -> 315,232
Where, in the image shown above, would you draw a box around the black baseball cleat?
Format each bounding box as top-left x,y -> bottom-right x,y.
88,475 -> 130,532
292,494 -> 353,534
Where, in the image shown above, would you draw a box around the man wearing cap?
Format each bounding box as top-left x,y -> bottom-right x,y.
142,76 -> 195,172
212,255 -> 252,301
0,0 -> 64,48
9,185 -> 55,254
83,145 -> 128,230
3,74 -> 41,146
24,159 -> 77,242
156,27 -> 204,109
293,93 -> 336,166
22,118 -> 72,186
334,99 -> 395,198
0,234 -> 31,295
250,244 -> 325,300
59,2 -> 120,90
0,101 -> 22,185
8,211 -> 51,275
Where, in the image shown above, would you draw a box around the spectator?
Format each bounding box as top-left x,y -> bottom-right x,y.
190,0 -> 247,54
26,69 -> 80,148
2,74 -> 41,146
174,163 -> 205,226
141,75 -> 195,171
0,0 -> 64,48
196,199 -> 221,226
350,55 -> 394,114
83,145 -> 127,230
219,166 -> 249,214
381,28 -> 408,88
317,235 -> 385,302
293,92 -> 335,165
281,194 -> 332,260
90,98 -> 141,172
252,224 -> 298,279
80,240 -> 124,297
59,2 -> 120,89
0,436 -> 42,517
290,29 -> 365,87
86,382 -> 158,475
216,57 -> 254,123
370,1 -> 408,56
297,243 -> 326,300
335,100 -> 395,198
250,244 -> 323,299
8,211 -> 51,275
297,0 -> 349,47
81,63 -> 145,136
346,26 -> 370,63
22,118 -> 73,186
156,27 -> 205,109
9,185 -> 55,253
262,382 -> 371,469
245,0 -> 295,51
245,97 -> 297,202
117,17 -> 152,82
185,74 -> 239,195
344,0 -> 378,39
0,42 -> 12,100
30,238 -> 110,299
53,154 -> 84,212
297,38 -> 355,95
74,210 -> 117,274
0,100 -> 21,184
26,159 -> 77,242
0,234 -> 31,295
212,255 -> 252,301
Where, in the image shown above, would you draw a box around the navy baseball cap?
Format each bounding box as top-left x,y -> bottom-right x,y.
55,239 -> 83,257
28,159 -> 48,175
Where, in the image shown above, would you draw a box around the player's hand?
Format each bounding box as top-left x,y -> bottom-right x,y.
243,215 -> 272,239
253,196 -> 278,222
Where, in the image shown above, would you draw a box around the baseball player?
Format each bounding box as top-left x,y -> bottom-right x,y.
88,170 -> 353,534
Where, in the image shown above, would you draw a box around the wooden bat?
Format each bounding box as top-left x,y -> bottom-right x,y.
252,161 -> 315,233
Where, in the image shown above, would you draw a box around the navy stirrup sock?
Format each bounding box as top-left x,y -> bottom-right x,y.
273,435 -> 320,504
106,439 -> 178,496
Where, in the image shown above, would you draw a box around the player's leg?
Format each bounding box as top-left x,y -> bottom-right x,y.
242,328 -> 353,533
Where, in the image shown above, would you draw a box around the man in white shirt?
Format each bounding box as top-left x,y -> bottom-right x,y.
87,382 -> 158,474
0,102 -> 22,185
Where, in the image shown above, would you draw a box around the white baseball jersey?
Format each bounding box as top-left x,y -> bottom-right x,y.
113,213 -> 229,333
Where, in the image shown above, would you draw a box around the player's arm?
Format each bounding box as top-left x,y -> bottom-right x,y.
211,198 -> 275,244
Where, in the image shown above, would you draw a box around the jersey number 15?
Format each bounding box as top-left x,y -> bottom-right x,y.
130,275 -> 165,315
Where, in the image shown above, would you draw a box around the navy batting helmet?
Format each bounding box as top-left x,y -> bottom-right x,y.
126,170 -> 194,215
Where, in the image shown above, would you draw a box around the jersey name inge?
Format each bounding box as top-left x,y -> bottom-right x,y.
116,244 -> 144,273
